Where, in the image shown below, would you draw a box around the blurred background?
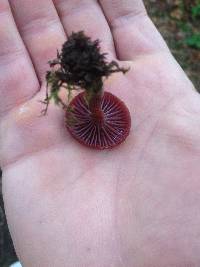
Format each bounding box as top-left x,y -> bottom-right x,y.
0,0 -> 200,266
146,0 -> 200,90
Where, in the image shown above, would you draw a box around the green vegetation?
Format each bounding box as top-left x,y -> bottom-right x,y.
191,2 -> 200,19
145,0 -> 200,90
186,34 -> 200,49
177,0 -> 200,49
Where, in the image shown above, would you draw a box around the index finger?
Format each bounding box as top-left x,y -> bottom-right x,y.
99,0 -> 169,60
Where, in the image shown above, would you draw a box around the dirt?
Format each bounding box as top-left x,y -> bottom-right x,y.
144,0 -> 200,90
0,170 -> 17,266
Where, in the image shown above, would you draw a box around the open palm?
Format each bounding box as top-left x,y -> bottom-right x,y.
1,0 -> 200,266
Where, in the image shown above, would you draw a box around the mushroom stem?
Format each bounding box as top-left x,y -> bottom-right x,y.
88,91 -> 104,123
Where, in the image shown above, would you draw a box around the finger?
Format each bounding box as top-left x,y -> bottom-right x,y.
0,0 -> 39,117
53,0 -> 116,59
9,0 -> 66,81
99,0 -> 169,60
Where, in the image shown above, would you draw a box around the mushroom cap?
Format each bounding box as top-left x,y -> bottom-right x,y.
66,91 -> 131,149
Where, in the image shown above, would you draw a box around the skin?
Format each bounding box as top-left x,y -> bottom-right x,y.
0,0 -> 200,266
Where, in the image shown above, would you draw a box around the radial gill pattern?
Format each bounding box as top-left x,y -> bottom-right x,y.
65,92 -> 131,149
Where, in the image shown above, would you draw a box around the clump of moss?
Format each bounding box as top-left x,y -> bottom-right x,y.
42,31 -> 129,115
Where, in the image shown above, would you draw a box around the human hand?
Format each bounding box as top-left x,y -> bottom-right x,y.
1,0 -> 200,266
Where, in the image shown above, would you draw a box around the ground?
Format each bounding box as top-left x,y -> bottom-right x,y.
145,0 -> 200,90
0,1 -> 200,266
